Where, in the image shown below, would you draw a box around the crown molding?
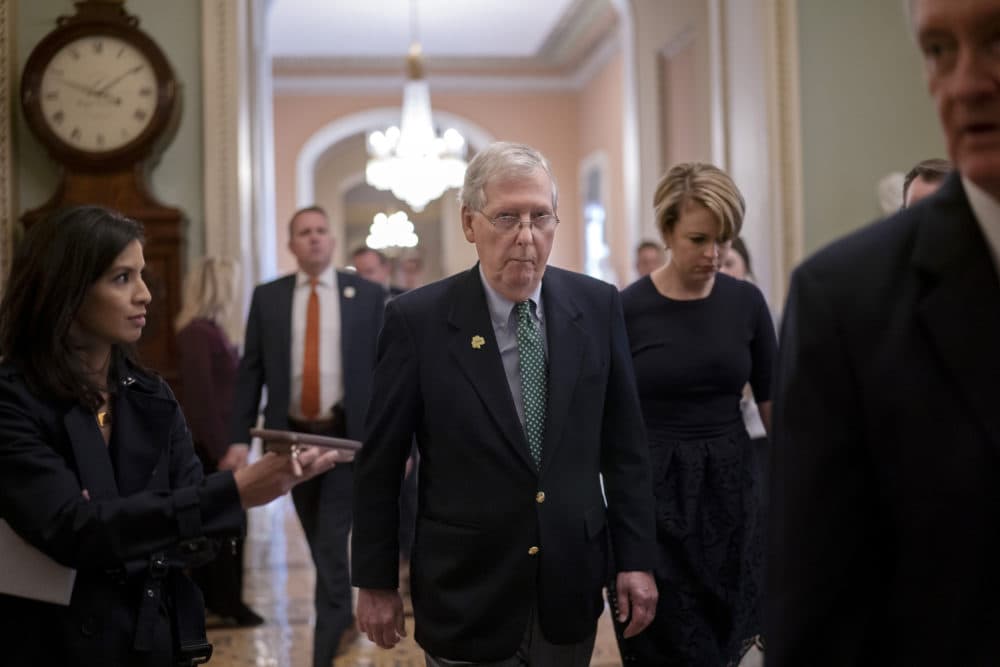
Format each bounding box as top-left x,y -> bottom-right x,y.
273,29 -> 620,95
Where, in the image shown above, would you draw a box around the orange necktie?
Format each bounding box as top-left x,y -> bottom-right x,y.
301,277 -> 320,419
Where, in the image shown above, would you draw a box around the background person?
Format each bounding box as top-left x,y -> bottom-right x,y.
634,240 -> 666,278
223,205 -> 385,667
901,157 -> 952,207
351,246 -> 404,298
175,256 -> 263,627
0,206 -> 338,667
352,141 -> 658,666
620,164 -> 777,666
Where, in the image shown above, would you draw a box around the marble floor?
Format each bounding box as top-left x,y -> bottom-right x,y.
205,495 -> 625,667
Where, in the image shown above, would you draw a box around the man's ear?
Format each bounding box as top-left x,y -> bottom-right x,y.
461,206 -> 476,243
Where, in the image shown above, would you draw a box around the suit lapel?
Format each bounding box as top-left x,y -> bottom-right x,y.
913,176 -> 1000,447
539,269 -> 585,474
64,407 -> 119,500
276,275 -> 295,389
338,271 -> 356,366
448,267 -> 535,469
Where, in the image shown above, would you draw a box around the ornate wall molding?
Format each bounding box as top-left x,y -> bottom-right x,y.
767,0 -> 804,304
201,0 -> 252,342
0,0 -> 14,285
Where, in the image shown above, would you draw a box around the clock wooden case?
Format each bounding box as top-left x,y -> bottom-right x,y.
20,0 -> 185,384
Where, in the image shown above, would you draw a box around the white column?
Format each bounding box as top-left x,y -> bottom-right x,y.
201,0 -> 278,343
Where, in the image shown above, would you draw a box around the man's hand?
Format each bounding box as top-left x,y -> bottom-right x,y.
616,570 -> 658,638
357,587 -> 406,649
219,443 -> 250,471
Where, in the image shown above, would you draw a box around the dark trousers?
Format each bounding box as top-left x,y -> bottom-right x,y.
292,462 -> 354,667
425,603 -> 595,667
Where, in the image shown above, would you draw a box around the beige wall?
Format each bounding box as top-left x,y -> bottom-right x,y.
273,91 -> 583,276
630,0 -> 713,245
14,0 -> 205,264
578,52 -> 629,282
797,0 -> 945,254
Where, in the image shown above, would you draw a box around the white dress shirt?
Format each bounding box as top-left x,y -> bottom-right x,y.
962,176 -> 1000,277
289,266 -> 343,419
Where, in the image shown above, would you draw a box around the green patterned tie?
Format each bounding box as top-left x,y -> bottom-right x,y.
516,300 -> 547,467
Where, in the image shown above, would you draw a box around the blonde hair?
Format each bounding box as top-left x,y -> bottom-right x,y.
174,256 -> 240,332
654,163 -> 745,243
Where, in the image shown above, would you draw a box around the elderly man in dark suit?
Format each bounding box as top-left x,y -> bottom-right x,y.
767,1 -> 1000,665
352,142 -> 658,666
223,206 -> 384,667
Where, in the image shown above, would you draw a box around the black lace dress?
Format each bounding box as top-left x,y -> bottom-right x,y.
619,274 -> 777,666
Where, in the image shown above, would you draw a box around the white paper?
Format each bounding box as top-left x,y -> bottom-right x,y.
0,519 -> 76,605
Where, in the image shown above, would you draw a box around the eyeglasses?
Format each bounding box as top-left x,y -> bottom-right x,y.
477,211 -> 560,233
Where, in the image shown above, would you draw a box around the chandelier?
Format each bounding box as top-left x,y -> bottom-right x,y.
367,211 -> 419,251
365,0 -> 467,212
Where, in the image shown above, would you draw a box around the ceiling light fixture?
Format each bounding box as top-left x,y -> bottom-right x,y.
367,211 -> 419,250
365,0 -> 467,212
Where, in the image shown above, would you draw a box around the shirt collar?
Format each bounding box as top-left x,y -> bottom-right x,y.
478,264 -> 544,329
962,176 -> 1000,272
296,265 -> 336,289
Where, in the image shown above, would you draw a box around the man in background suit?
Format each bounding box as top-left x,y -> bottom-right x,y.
902,157 -> 952,207
767,1 -> 1000,664
352,141 -> 658,666
223,206 -> 384,667
351,246 -> 405,299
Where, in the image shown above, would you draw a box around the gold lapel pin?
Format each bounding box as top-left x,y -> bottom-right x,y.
343,286 -> 356,299
471,335 -> 485,350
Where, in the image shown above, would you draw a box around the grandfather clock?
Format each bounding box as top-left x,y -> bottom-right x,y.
20,0 -> 185,384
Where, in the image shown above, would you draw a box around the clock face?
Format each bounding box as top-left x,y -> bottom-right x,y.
38,35 -> 159,154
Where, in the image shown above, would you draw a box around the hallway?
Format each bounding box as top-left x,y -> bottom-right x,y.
206,496 -> 625,667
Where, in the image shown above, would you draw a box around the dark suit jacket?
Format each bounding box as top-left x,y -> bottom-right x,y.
767,173 -> 1000,666
0,359 -> 244,666
229,270 -> 384,443
352,265 -> 656,661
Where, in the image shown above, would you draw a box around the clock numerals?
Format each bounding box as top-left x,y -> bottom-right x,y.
70,127 -> 81,142
51,110 -> 65,125
96,133 -> 105,148
133,109 -> 148,122
44,91 -> 59,101
138,87 -> 153,98
69,48 -> 80,60
93,41 -> 103,55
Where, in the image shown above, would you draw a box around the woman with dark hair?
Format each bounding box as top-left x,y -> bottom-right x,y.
0,206 -> 339,666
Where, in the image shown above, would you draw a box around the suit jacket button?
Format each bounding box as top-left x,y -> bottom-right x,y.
535,492 -> 545,503
528,546 -> 540,556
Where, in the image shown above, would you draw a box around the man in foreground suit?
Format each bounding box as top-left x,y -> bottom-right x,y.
352,142 -> 658,666
223,206 -> 384,667
767,1 -> 1000,664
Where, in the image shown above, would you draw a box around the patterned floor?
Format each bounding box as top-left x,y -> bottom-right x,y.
206,496 -> 624,667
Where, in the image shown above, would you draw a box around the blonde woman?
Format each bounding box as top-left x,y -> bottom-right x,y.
175,256 -> 261,627
620,164 -> 777,666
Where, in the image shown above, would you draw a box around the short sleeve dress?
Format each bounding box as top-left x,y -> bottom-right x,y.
620,272 -> 777,666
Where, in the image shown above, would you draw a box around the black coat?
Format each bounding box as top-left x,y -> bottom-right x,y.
0,360 -> 244,667
767,173 -> 1000,665
352,265 -> 656,661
